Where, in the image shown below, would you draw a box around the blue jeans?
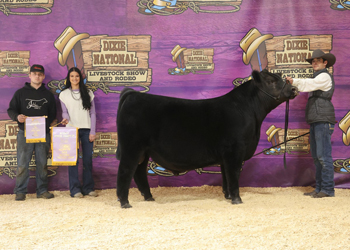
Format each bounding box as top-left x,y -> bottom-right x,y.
309,122 -> 335,196
69,129 -> 95,196
15,130 -> 50,195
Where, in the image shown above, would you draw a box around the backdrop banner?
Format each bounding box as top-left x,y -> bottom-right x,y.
1,0 -> 350,194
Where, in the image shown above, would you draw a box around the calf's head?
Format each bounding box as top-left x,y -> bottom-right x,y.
252,69 -> 299,102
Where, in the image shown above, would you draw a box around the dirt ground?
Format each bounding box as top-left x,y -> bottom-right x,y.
1,186 -> 349,250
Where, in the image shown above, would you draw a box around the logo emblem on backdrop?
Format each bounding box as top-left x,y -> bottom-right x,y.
0,0 -> 53,16
92,132 -> 118,158
264,125 -> 310,155
55,27 -> 90,79
0,51 -> 30,77
334,112 -> 350,174
48,26 -> 152,94
329,0 -> 350,10
137,0 -> 242,15
231,28 -> 346,174
233,28 -> 273,87
339,111 -> 350,146
0,120 -> 58,179
168,45 -> 215,75
240,28 -> 273,72
233,28 -> 334,85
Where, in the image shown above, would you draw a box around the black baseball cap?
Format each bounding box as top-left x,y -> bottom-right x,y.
30,64 -> 45,74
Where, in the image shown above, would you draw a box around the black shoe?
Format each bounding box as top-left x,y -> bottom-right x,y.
15,193 -> 26,201
312,192 -> 333,198
304,190 -> 318,196
37,191 -> 54,199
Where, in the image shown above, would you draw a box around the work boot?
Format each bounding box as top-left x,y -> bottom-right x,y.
304,190 -> 318,196
15,193 -> 26,201
37,191 -> 54,199
312,192 -> 333,198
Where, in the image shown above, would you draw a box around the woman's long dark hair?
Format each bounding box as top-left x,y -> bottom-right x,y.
64,67 -> 91,110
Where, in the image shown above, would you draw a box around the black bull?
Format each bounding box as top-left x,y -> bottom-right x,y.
116,70 -> 298,208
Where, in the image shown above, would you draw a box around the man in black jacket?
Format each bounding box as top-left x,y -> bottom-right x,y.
7,64 -> 57,201
287,50 -> 336,198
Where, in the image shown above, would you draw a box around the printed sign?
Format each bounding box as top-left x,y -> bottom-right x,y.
0,120 -> 57,179
137,0 -> 242,15
339,111 -> 350,146
330,1 -> 350,10
93,132 -> 118,158
266,34 -> 334,77
0,121 -> 18,157
168,45 -> 214,75
49,26 -> 152,94
0,51 -> 30,77
234,29 -> 334,86
265,125 -> 310,155
0,0 -> 54,16
83,35 -> 152,93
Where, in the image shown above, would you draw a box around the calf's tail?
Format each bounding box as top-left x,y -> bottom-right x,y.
116,88 -> 135,160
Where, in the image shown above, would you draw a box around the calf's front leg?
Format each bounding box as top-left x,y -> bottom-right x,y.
222,154 -> 243,204
220,165 -> 231,199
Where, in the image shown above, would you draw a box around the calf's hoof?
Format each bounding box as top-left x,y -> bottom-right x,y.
231,197 -> 243,205
224,192 -> 231,200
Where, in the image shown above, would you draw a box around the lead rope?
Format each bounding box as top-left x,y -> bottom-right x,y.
253,131 -> 310,157
252,79 -> 310,168
284,99 -> 289,168
283,80 -> 290,168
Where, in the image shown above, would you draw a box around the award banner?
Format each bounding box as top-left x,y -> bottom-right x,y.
51,127 -> 79,166
24,116 -> 46,143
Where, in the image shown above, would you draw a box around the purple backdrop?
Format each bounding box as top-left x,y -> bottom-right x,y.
1,0 -> 350,194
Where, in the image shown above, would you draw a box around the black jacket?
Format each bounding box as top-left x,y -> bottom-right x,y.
7,82 -> 57,132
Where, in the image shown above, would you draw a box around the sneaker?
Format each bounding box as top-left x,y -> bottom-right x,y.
37,191 -> 54,199
15,193 -> 26,201
88,191 -> 98,197
73,192 -> 83,198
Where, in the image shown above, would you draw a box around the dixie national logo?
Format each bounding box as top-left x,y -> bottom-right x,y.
49,27 -> 152,94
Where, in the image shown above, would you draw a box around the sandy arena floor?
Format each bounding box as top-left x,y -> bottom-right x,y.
1,186 -> 349,250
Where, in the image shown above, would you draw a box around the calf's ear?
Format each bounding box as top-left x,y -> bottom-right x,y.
252,70 -> 262,83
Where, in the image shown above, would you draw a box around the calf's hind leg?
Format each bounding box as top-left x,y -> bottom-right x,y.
117,157 -> 139,208
133,154 -> 154,202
